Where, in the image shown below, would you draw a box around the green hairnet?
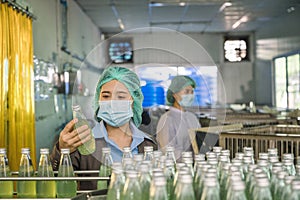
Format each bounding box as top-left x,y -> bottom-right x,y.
166,75 -> 196,106
94,66 -> 144,127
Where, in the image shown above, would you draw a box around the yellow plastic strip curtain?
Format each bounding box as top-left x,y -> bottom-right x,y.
0,2 -> 36,171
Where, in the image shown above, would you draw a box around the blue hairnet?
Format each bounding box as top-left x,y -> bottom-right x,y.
166,75 -> 196,106
94,66 -> 144,127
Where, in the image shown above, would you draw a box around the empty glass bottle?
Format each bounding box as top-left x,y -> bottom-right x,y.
164,159 -> 175,200
17,147 -> 36,198
98,147 -> 113,190
165,146 -> 176,165
175,174 -> 196,200
253,178 -> 272,200
72,105 -> 96,155
227,181 -> 247,200
121,171 -> 142,200
139,164 -> 151,200
122,147 -> 132,162
36,148 -> 56,198
200,178 -> 220,200
149,176 -> 168,200
144,146 -> 154,161
56,148 -> 77,198
289,179 -> 300,200
107,165 -> 125,200
0,148 -> 13,198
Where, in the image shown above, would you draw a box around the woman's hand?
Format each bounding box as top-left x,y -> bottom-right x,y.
58,118 -> 92,153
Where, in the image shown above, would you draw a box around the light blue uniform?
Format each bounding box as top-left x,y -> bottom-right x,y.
93,120 -> 152,162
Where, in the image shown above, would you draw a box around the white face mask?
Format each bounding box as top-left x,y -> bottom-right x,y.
97,100 -> 133,127
179,94 -> 194,107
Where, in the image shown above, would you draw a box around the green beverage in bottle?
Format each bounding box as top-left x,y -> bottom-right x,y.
17,148 -> 36,198
37,148 -> 56,198
56,148 -> 77,198
98,147 -> 113,190
73,105 -> 96,155
0,148 -> 13,198
37,180 -> 56,198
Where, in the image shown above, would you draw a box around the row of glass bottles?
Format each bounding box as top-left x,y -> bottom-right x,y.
103,145 -> 300,200
0,147 -> 77,198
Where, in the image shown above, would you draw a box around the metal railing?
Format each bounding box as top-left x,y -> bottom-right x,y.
219,124 -> 300,160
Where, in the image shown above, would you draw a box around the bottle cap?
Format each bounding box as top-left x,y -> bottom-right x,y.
21,148 -> 30,154
179,174 -> 193,184
72,105 -> 81,111
133,154 -> 143,162
0,148 -> 6,154
182,151 -> 193,158
102,147 -> 111,153
153,176 -> 166,186
123,147 -> 131,153
166,146 -> 174,152
256,177 -> 270,187
232,181 -> 246,191
40,148 -> 49,154
61,148 -> 70,154
204,178 -> 217,187
144,146 -> 153,152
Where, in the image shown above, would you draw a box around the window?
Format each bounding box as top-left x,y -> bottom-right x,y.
274,53 -> 300,109
135,65 -> 218,107
108,39 -> 133,64
224,36 -> 249,62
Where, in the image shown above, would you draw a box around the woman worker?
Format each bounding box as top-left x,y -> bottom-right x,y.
156,75 -> 201,161
50,66 -> 157,190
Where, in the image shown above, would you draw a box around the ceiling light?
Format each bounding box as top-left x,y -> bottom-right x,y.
179,2 -> 186,6
287,6 -> 295,13
232,14 -> 248,29
219,2 -> 232,12
149,2 -> 164,7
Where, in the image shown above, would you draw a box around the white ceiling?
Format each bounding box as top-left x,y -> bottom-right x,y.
75,0 -> 300,34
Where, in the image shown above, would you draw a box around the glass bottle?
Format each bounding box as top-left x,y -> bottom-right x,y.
121,171 -> 142,200
289,179 -> 300,200
227,181 -> 247,200
139,163 -> 151,200
144,146 -> 154,161
152,150 -> 163,168
133,154 -> 143,170
273,170 -> 288,200
164,159 -> 175,200
175,174 -> 196,200
281,175 -> 295,200
56,148 -> 77,198
36,148 -> 56,198
165,146 -> 176,165
107,165 -> 125,200
17,147 -> 36,198
200,178 -> 220,200
0,148 -> 13,198
282,158 -> 296,176
122,147 -> 132,162
72,104 -> 96,155
253,178 -> 272,200
98,147 -> 113,190
149,176 -> 168,200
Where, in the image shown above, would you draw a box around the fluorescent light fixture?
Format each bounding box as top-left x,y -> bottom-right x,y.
219,2 -> 232,12
117,18 -> 125,30
232,14 -> 248,29
149,2 -> 164,7
179,2 -> 186,6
